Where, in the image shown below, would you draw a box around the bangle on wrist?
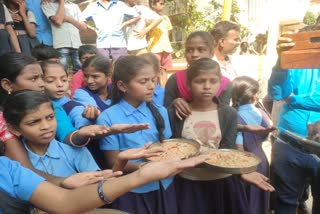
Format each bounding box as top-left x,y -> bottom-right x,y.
69,130 -> 90,147
97,179 -> 113,204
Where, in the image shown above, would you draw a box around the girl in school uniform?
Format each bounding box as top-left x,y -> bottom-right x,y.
168,58 -> 274,214
140,52 -> 165,106
3,90 -> 100,178
4,0 -> 39,54
232,76 -> 273,214
97,55 -> 177,214
0,2 -> 20,55
168,58 -> 238,214
73,55 -> 113,115
41,61 -> 92,129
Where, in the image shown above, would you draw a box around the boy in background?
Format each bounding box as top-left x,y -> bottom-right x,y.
41,0 -> 87,73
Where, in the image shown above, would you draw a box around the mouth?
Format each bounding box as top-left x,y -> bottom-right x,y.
201,92 -> 213,96
55,90 -> 65,96
41,131 -> 55,139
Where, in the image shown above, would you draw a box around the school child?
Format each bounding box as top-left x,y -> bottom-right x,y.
31,43 -> 60,62
148,0 -> 173,70
140,52 -> 165,105
97,55 -> 177,214
124,0 -> 162,55
70,45 -> 98,97
232,76 -> 273,214
41,61 -> 92,129
168,58 -> 274,214
73,55 -> 113,113
164,31 -> 232,115
3,90 -> 100,178
41,0 -> 86,73
0,2 -> 21,55
4,0 -> 39,54
168,58 -> 238,214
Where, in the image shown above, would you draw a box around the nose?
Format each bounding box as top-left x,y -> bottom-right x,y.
204,81 -> 211,89
86,76 -> 94,84
38,78 -> 45,90
56,79 -> 63,87
40,119 -> 51,130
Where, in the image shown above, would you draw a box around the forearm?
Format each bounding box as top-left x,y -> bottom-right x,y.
32,172 -> 144,213
21,14 -> 36,38
144,18 -> 162,34
288,94 -> 320,112
66,130 -> 90,147
64,16 -> 87,31
6,25 -> 21,52
121,16 -> 140,29
123,161 -> 141,173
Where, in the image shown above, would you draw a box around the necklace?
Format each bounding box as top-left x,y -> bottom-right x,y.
39,151 -> 54,175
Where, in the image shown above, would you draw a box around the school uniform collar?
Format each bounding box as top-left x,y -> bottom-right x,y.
22,137 -> 61,164
119,99 -> 148,117
97,0 -> 118,10
238,103 -> 256,111
53,96 -> 70,106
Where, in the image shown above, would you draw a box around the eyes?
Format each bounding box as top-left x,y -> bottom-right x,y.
138,77 -> 157,84
45,77 -> 68,83
186,47 -> 210,54
29,74 -> 43,82
25,113 -> 55,126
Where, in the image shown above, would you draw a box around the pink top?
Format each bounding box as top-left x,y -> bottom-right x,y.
0,112 -> 16,142
176,69 -> 230,101
70,69 -> 85,97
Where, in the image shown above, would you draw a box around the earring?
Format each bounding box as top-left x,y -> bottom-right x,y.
8,90 -> 11,95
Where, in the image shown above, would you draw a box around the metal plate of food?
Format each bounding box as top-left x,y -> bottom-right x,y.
147,138 -> 200,162
179,164 -> 232,181
204,149 -> 261,174
284,130 -> 320,155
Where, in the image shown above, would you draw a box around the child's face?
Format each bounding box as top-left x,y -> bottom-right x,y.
185,36 -> 213,65
80,53 -> 96,64
152,0 -> 165,12
10,64 -> 45,93
120,65 -> 157,107
190,71 -> 221,102
43,65 -> 69,99
17,102 -> 56,146
84,66 -> 111,93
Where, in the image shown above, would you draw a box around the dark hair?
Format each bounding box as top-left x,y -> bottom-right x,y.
31,44 -> 60,61
139,53 -> 160,73
3,90 -> 52,129
187,58 -> 221,86
149,0 -> 163,7
185,31 -> 214,53
210,21 -> 240,45
112,55 -> 165,142
40,61 -> 67,76
231,76 -> 259,108
78,45 -> 98,58
82,55 -> 112,75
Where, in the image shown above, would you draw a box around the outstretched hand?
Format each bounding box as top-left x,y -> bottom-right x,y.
138,155 -> 210,182
242,125 -> 276,136
240,172 -> 275,192
109,123 -> 150,135
113,142 -> 164,172
61,170 -> 123,189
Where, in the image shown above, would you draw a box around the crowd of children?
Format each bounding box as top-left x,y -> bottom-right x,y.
2,0 -> 319,214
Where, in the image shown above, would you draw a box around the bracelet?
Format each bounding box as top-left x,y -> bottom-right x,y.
69,130 -> 91,147
97,179 -> 113,204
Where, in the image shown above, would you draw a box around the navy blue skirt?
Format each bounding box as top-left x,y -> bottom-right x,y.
175,176 -> 249,214
112,182 -> 177,214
